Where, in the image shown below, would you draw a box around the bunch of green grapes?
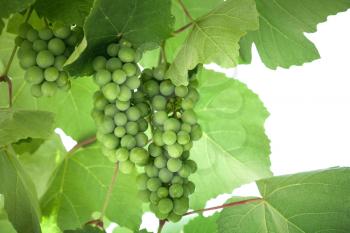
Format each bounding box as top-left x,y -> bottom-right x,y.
16,22 -> 81,97
91,39 -> 151,174
136,64 -> 202,222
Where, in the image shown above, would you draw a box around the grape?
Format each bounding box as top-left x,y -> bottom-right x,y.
157,187 -> 169,198
114,112 -> 127,126
145,165 -> 159,178
36,50 -> 55,68
186,160 -> 197,173
186,87 -> 199,103
153,130 -> 164,146
153,111 -> 168,126
102,82 -> 120,101
119,38 -> 132,47
158,198 -> 173,214
166,144 -> 183,158
171,176 -> 184,185
183,141 -> 193,151
114,126 -> 126,137
25,66 -> 44,84
135,103 -> 150,117
181,123 -> 192,133
177,131 -> 190,145
175,85 -> 188,97
65,31 -> 81,46
94,94 -> 108,111
112,69 -> 127,84
184,181 -> 195,195
181,98 -> 194,110
20,49 -> 36,68
130,148 -> 149,165
148,143 -> 162,157
26,28 -> 39,42
106,57 -> 122,71
48,38 -> 65,55
152,95 -> 167,110
138,190 -> 151,202
54,55 -> 67,70
169,184 -> 183,198
115,100 -> 130,111
118,85 -> 132,101
181,151 -> 190,160
103,134 -> 120,149
41,81 -> 57,97
137,173 -> 149,190
191,124 -> 202,141
159,168 -> 173,183
53,26 -> 71,39
118,47 -> 136,62
153,64 -> 166,80
94,69 -> 112,86
119,160 -> 135,174
104,104 -> 118,117
31,84 -> 43,97
147,178 -> 162,192
143,80 -> 159,96
125,76 -> 140,90
19,23 -> 32,38
15,36 -> 24,46
135,132 -> 148,147
92,56 -> 107,71
160,80 -> 175,96
120,134 -> 136,149
164,118 -> 181,132
167,158 -> 182,172
33,40 -> 47,52
100,116 -> 115,134
123,63 -> 138,77
107,43 -> 119,56
44,67 -> 59,81
181,110 -> 197,125
154,156 -> 167,169
137,118 -> 148,131
150,192 -> 160,204
173,197 -> 189,215
168,212 -> 182,223
178,164 -> 191,178
126,107 -> 141,121
38,28 -> 53,40
125,121 -> 139,135
116,148 -> 129,162
162,131 -> 177,146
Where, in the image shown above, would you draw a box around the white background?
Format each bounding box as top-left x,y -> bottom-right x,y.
58,10 -> 350,233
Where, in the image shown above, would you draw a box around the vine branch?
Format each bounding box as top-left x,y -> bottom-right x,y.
68,135 -> 97,154
176,0 -> 193,21
157,219 -> 166,233
173,22 -> 193,35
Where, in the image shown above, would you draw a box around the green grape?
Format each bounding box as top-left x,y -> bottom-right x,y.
162,131 -> 177,145
65,31 -> 81,46
107,43 -> 119,56
137,118 -> 148,131
54,55 -> 67,70
36,50 -> 55,68
173,197 -> 189,215
94,69 -> 112,86
168,212 -> 182,223
112,69 -> 127,84
33,39 -> 47,52
164,118 -> 181,132
152,95 -> 167,110
157,187 -> 169,198
181,123 -> 192,133
130,148 -> 149,166
147,177 -> 162,192
186,160 -> 197,173
53,25 -> 71,39
102,82 -> 120,101
153,111 -> 168,126
103,134 -> 120,149
94,94 -> 108,111
166,144 -> 183,158
154,155 -> 167,169
126,106 -> 141,121
59,81 -> 71,91
119,160 -> 135,174
114,112 -> 128,126
183,141 -> 193,151
184,181 -> 195,195
153,130 -> 164,146
30,84 -> 43,97
26,28 -> 39,42
92,56 -> 107,71
160,80 -> 175,96
135,132 -> 148,147
104,104 -> 118,117
118,85 -> 132,101
25,66 -> 44,84
123,63 -> 137,77
178,164 -> 191,178
143,80 -> 159,97
118,46 -> 136,62
181,151 -> 190,160
38,28 -> 53,40
114,126 -> 126,137
135,103 -> 150,117
169,184 -> 184,198
181,97 -> 194,110
153,63 -> 166,81
148,143 -> 162,157
150,192 -> 160,204
120,134 -> 137,149
106,57 -> 122,71
186,87 -> 199,103
116,148 -> 129,162
125,76 -> 140,90
102,147 -> 117,162
137,173 -> 149,190
177,131 -> 190,145
15,36 -> 24,46
138,190 -> 151,203
44,67 -> 59,81
125,121 -> 139,135
175,85 -> 188,97
119,38 -> 132,47
159,168 -> 173,183
158,198 -> 173,214
20,49 -> 36,68
145,164 -> 159,178
48,38 -> 66,55
181,110 -> 197,125
167,158 -> 182,172
191,124 -> 202,141
115,100 -> 130,111
155,209 -> 168,220
41,81 -> 57,97
91,110 -> 104,125
100,116 -> 115,134
19,23 -> 32,38
133,91 -> 146,103
20,40 -> 32,50
171,176 -> 184,184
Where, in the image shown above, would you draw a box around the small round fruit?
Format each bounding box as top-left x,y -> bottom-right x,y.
160,80 -> 175,96
33,39 -> 47,52
148,143 -> 162,157
30,84 -> 43,97
119,160 -> 135,174
114,112 -> 128,126
26,28 -> 39,42
175,85 -> 188,97
38,28 -> 53,40
116,148 -> 129,162
114,126 -> 126,137
166,144 -> 183,158
159,168 -> 173,183
173,197 -> 189,215
41,81 -> 57,97
153,111 -> 168,126
145,165 -> 159,178
126,107 -> 141,121
158,198 -> 173,214
118,46 -> 135,62
44,67 -> 60,81
36,50 -> 55,68
123,63 -> 137,76
112,69 -> 127,84
120,134 -> 136,149
135,132 -> 148,147
25,66 -> 44,84
154,156 -> 167,169
143,80 -> 159,97
152,95 -> 167,110
147,178 -> 162,192
181,110 -> 197,125
54,55 -> 67,70
103,134 -> 120,149
20,49 -> 36,69
169,184 -> 184,198
102,82 -> 120,101
130,148 -> 149,166
92,56 -> 107,71
53,26 -> 71,39
167,158 -> 182,172
106,57 -> 122,71
48,38 -> 66,55
125,76 -> 140,90
162,131 -> 177,146
94,69 -> 112,86
157,187 -> 169,198
115,100 -> 130,111
107,43 -> 119,56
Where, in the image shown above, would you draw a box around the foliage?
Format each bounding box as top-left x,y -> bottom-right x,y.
0,0 -> 349,232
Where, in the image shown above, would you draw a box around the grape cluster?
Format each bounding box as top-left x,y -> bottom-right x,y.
136,64 -> 202,222
16,22 -> 81,97
91,40 -> 152,174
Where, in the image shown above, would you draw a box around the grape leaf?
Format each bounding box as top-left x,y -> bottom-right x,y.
41,145 -> 143,231
0,30 -> 98,140
184,213 -> 219,233
217,167 -> 350,232
0,148 -> 42,233
166,0 -> 259,86
18,134 -> 67,198
64,225 -> 105,233
0,201 -> 17,233
65,0 -> 174,76
0,0 -> 34,33
34,0 -> 94,26
190,69 -> 271,209
0,109 -> 55,146
240,0 -> 350,69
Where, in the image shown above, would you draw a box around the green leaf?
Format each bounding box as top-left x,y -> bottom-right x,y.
6,11 -> 46,34
184,213 -> 219,233
240,0 -> 350,69
18,134 -> 67,197
0,109 -> 55,146
64,225 -> 105,233
190,69 -> 271,209
34,0 -> 94,26
0,148 -> 42,233
217,167 -> 350,232
0,0 -> 34,33
41,145 -> 143,231
166,0 -> 259,86
65,0 -> 174,76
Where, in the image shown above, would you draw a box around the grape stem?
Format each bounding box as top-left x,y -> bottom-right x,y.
157,219 -> 166,233
68,135 -> 97,154
176,0 -> 193,21
158,40 -> 167,65
173,22 -> 193,35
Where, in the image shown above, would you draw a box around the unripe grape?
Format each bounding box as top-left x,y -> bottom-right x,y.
102,147 -> 117,162
41,81 -> 57,97
181,110 -> 197,125
123,63 -> 137,77
181,123 -> 192,133
104,104 -> 118,117
135,132 -> 148,147
25,66 -> 44,84
53,25 -> 71,39
153,130 -> 164,146
160,80 -> 175,96
118,46 -> 136,62
159,168 -> 173,183
137,173 -> 149,190
175,85 -> 188,97
126,106 -> 141,121
115,100 -> 130,111
112,69 -> 127,84
184,181 -> 195,195
150,192 -> 160,204
20,49 -> 36,68
102,82 -> 120,101
153,111 -> 168,126
166,144 -> 183,158
137,118 -> 148,131
48,38 -> 66,55
169,184 -> 183,198
31,84 -> 43,97
119,160 -> 135,174
183,141 -> 193,151
19,23 -> 32,38
153,64 -> 166,81
118,85 -> 132,101
173,197 -> 189,215
130,148 -> 149,166
138,190 -> 151,202
92,56 -> 107,71
145,164 -> 159,178
65,31 -> 80,46
54,55 -> 67,70
186,87 -> 199,103
168,212 -> 182,223
177,131 -> 190,145
106,57 -> 122,71
116,148 -> 129,162
158,198 -> 173,214
26,28 -> 39,42
125,76 -> 140,90
107,43 -> 119,56
120,134 -> 137,149
103,134 -> 120,149
33,39 -> 47,52
157,187 -> 169,198
143,80 -> 159,97
147,177 -> 162,192
154,156 -> 167,169
94,94 -> 108,111
178,164 -> 191,178
125,121 -> 139,135
152,95 -> 167,110
36,50 -> 55,68
91,110 -> 104,125
171,176 -> 184,184
167,158 -> 182,172
38,28 -> 53,40
191,124 -> 202,141
114,126 -> 126,137
162,131 -> 177,145
119,38 -> 132,47
100,116 -> 115,134
181,151 -> 190,160
114,112 -> 128,126
44,67 -> 59,81
164,118 -> 181,132
136,103 -> 150,117
94,69 -> 112,86
181,98 -> 194,110
148,143 -> 162,157
186,160 -> 197,173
